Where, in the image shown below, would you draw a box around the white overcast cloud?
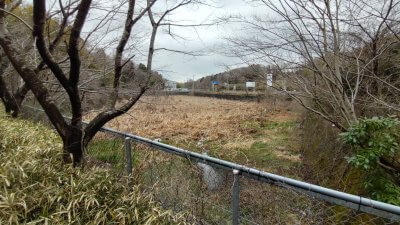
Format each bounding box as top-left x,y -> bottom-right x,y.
26,0 -> 260,82
140,0 -> 257,82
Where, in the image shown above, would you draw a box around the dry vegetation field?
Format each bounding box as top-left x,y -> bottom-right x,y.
90,95 -> 302,175
84,96 -> 341,224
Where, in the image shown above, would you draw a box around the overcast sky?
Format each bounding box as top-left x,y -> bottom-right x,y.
29,0 -> 260,82
151,0 -> 257,82
139,0 -> 258,82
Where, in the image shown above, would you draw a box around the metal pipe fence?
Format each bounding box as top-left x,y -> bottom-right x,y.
21,106 -> 400,224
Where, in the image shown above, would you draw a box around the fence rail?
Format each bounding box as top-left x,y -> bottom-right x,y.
24,106 -> 400,224
99,125 -> 400,221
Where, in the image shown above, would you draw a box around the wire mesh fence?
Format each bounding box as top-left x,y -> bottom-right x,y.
19,105 -> 400,224
238,175 -> 399,225
91,136 -> 236,224
135,144 -> 233,224
86,133 -> 125,173
86,130 -> 400,224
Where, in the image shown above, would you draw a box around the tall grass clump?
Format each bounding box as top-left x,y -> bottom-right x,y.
0,108 -> 189,224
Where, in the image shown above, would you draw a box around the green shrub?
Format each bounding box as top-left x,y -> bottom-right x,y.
342,117 -> 400,205
0,109 -> 189,224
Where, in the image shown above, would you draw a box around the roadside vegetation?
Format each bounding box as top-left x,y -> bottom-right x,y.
0,0 -> 399,223
86,95 -> 387,224
85,95 -> 325,224
0,107 -> 189,224
342,117 -> 400,205
92,95 -> 302,177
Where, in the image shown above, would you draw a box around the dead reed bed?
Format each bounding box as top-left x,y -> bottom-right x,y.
86,95 -> 301,173
89,95 -> 295,141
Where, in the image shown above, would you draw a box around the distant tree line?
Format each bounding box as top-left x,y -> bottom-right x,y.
185,64 -> 283,91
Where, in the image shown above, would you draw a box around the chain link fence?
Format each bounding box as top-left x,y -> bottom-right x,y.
20,106 -> 400,224
87,132 -> 400,225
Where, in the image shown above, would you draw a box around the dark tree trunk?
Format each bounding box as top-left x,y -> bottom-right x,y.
371,40 -> 382,99
64,126 -> 84,165
0,74 -> 19,117
84,88 -> 146,146
0,52 -> 19,117
0,0 -> 151,167
0,0 -> 69,142
13,83 -> 29,106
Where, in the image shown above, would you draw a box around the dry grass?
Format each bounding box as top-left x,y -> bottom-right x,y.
109,96 -> 263,140
83,96 -> 309,223
96,96 -> 294,139
0,107 -> 190,224
87,95 -> 301,173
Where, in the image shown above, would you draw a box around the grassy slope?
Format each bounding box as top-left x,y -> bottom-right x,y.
0,108 -> 188,224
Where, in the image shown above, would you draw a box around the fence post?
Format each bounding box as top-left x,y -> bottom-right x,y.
232,169 -> 240,225
124,137 -> 132,175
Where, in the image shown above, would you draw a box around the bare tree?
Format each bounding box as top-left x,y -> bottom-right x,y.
0,1 -> 32,117
0,0 -> 151,165
0,0 -> 208,165
0,0 -> 80,117
225,0 -> 400,131
346,0 -> 400,114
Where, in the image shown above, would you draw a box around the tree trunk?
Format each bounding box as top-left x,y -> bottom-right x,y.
63,126 -> 84,165
0,74 -> 19,117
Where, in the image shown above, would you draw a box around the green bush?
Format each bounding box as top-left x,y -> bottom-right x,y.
0,109 -> 189,224
342,117 -> 400,205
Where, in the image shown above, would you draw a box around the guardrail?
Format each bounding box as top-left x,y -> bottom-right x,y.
24,106 -> 400,224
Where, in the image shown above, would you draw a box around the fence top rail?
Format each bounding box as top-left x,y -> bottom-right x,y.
99,126 -> 400,219
25,106 -> 400,221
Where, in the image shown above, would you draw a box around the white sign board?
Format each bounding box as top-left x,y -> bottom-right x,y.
266,74 -> 273,87
246,82 -> 256,88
